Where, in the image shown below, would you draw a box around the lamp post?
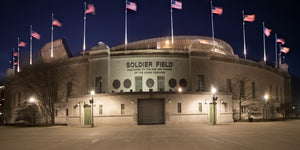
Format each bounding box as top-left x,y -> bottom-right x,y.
29,97 -> 35,126
90,90 -> 95,127
211,87 -> 217,125
264,94 -> 269,120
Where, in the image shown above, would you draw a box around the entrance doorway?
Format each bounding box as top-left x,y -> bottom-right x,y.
138,99 -> 165,125
84,105 -> 91,125
209,104 -> 217,123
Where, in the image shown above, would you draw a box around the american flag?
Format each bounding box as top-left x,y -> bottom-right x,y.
244,14 -> 255,22
263,26 -> 272,37
126,1 -> 137,12
53,19 -> 62,27
281,47 -> 290,54
85,4 -> 95,15
171,0 -> 182,10
31,30 -> 40,40
18,41 -> 26,47
212,6 -> 223,15
276,38 -> 285,45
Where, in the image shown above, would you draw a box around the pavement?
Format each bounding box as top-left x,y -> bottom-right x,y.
0,120 -> 300,150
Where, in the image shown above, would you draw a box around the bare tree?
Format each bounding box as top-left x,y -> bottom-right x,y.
14,61 -> 72,124
280,102 -> 293,119
15,102 -> 43,125
231,74 -> 263,121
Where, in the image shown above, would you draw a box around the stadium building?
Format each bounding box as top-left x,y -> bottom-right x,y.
5,36 -> 291,126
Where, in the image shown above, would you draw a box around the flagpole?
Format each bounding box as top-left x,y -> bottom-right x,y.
170,0 -> 174,46
279,43 -> 282,68
51,13 -> 54,58
12,48 -> 15,71
242,10 -> 247,59
125,0 -> 128,50
83,2 -> 87,55
30,25 -> 33,65
275,33 -> 278,68
210,1 -> 215,52
17,37 -> 20,72
263,22 -> 266,64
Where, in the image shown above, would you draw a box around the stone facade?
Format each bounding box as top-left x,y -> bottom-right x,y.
5,36 -> 291,126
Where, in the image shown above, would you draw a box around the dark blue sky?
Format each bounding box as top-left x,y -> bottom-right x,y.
0,0 -> 299,80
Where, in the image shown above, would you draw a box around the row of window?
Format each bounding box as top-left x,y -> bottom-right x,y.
176,103 -> 228,113
61,102 -> 229,117
59,104 -> 126,117
67,75 -> 283,101
112,77 -> 188,91
197,75 -> 283,101
241,105 -> 281,113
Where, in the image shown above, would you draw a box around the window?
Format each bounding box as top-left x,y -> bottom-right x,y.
241,106 -> 247,113
276,87 -> 279,101
67,82 -> 72,97
135,76 -> 142,92
252,82 -> 255,98
226,79 -> 232,92
56,110 -> 58,116
177,103 -> 181,113
157,76 -> 165,91
99,105 -> 103,115
280,88 -> 283,102
112,79 -> 121,89
123,79 -> 131,89
276,107 -> 280,113
18,92 -> 21,107
121,104 -> 125,114
168,78 -> 177,88
14,94 -> 16,108
269,84 -> 273,96
198,75 -> 205,91
223,103 -> 228,112
73,105 -> 79,116
95,76 -> 102,93
66,109 -> 69,116
240,80 -> 245,98
146,78 -> 154,88
198,103 -> 202,112
179,79 -> 187,88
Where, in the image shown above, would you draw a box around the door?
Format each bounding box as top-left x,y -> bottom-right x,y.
209,104 -> 217,123
138,99 -> 165,125
84,106 -> 91,125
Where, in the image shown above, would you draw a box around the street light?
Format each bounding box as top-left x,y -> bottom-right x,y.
211,87 -> 217,125
90,90 -> 95,127
264,94 -> 269,120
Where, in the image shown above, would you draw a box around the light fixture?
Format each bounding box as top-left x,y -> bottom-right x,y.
178,87 -> 183,93
29,97 -> 35,103
131,99 -> 135,104
168,99 -> 171,103
264,94 -> 269,101
165,40 -> 170,45
211,87 -> 217,94
90,90 -> 95,96
205,99 -> 208,104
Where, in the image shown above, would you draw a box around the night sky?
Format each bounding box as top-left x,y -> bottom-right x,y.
0,0 -> 299,97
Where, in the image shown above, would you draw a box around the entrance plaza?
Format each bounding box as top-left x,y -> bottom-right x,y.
1,120 -> 300,150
